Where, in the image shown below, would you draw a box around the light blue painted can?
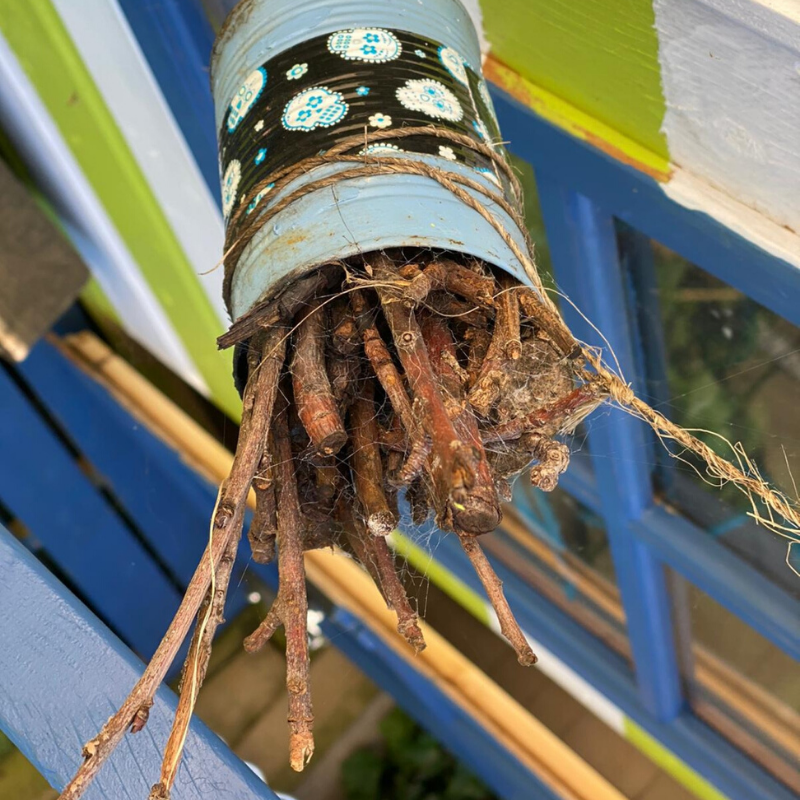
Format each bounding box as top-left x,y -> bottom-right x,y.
211,0 -> 529,321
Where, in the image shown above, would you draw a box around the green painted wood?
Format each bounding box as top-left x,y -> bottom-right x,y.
0,0 -> 239,417
480,0 -> 669,160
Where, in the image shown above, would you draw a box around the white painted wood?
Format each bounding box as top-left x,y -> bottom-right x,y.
655,0 -> 800,234
51,0 -> 229,327
664,165 -> 800,270
0,32 -> 209,394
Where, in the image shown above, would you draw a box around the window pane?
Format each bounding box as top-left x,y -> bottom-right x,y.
669,572 -> 800,792
636,240 -> 800,597
486,484 -> 629,659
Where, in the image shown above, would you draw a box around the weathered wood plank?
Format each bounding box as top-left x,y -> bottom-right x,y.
0,157 -> 87,360
655,0 -> 800,233
0,523 -> 279,800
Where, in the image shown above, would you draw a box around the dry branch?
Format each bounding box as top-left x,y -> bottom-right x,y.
57,327 -> 287,800
349,379 -> 397,536
459,533 -> 537,666
248,451 -> 277,564
150,534 -> 239,798
244,396 -> 314,771
421,312 -> 501,534
339,506 -> 425,653
376,272 -> 485,533
292,299 -> 347,456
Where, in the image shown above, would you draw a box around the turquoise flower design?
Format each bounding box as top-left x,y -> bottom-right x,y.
246,183 -> 275,215
286,63 -> 308,80
356,86 -> 370,96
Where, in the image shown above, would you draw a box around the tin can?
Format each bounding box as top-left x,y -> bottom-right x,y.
211,0 -> 530,323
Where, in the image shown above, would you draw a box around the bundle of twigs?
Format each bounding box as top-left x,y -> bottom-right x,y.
228,250 -> 605,768
56,249 -> 606,800
56,122 -> 800,799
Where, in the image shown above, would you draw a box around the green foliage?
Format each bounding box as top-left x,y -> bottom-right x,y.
341,708 -> 498,800
653,244 -> 775,509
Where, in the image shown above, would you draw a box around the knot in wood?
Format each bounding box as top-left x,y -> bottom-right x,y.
213,502 -> 235,530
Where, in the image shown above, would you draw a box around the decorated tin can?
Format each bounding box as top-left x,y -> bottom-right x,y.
211,0 -> 531,326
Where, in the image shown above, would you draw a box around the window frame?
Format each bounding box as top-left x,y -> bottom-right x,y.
493,91 -> 799,800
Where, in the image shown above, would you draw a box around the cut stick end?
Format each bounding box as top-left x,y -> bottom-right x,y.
517,648 -> 538,667
148,783 -> 170,800
243,610 -> 281,653
249,537 -> 276,564
317,429 -> 348,456
129,705 -> 150,734
505,341 -> 522,360
289,731 -> 315,772
244,633 -> 268,655
366,511 -> 397,537
398,619 -> 427,654
451,489 -> 502,535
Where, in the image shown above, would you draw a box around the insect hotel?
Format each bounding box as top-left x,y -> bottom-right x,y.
0,1 -> 797,800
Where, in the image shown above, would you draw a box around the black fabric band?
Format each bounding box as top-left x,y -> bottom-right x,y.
218,27 -> 506,233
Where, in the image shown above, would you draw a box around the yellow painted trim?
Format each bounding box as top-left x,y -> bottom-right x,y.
484,56 -> 672,182
388,531 -> 492,625
624,719 -> 731,800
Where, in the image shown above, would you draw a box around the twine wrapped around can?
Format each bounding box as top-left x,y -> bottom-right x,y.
211,0 -> 531,332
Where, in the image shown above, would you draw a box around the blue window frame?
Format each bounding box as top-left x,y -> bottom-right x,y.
492,95 -> 799,800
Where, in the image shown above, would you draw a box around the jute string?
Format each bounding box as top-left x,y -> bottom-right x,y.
222,126 -> 800,569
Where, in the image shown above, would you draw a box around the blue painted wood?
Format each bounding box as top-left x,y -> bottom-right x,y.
116,0 -> 220,199
0,364 -> 181,657
0,523 -> 279,800
11,338 -> 280,674
492,89 -> 800,331
323,607 -> 560,800
409,529 -> 798,800
633,506 -> 800,662
535,174 -> 684,723
16,339 -> 219,587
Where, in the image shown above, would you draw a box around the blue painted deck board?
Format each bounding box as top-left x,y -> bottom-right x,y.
10,338 -> 280,674
0,363 -> 181,657
16,339 -> 219,587
0,523 -> 279,799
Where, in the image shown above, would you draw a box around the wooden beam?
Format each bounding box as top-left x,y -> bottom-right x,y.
0,158 -> 87,360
